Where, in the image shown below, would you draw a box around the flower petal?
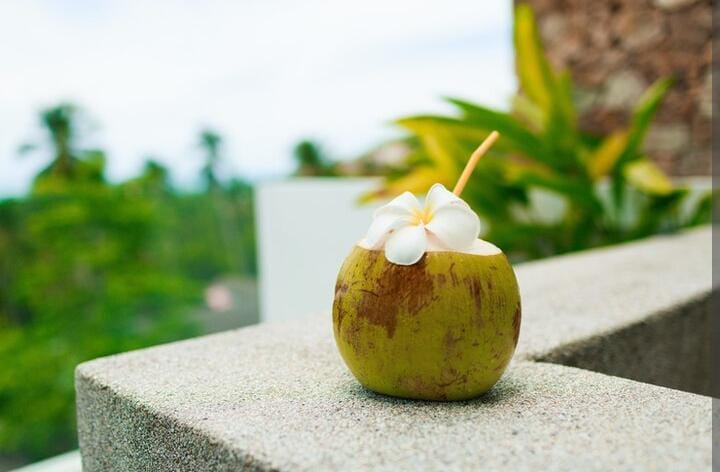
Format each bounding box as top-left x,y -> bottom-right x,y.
365,212 -> 411,248
365,192 -> 420,247
374,191 -> 422,219
384,224 -> 427,265
425,205 -> 480,250
424,183 -> 469,213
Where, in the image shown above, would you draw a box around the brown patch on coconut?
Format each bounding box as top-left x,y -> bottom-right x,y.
354,254 -> 434,338
343,315 -> 364,354
467,277 -> 482,306
443,330 -> 464,350
448,262 -> 459,284
438,366 -> 468,388
333,282 -> 349,333
512,303 -> 522,347
400,375 -> 449,400
465,276 -> 485,329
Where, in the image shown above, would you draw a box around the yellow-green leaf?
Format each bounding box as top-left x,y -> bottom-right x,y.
514,4 -> 554,116
615,77 -> 674,170
554,71 -> 577,134
588,131 -> 628,180
511,95 -> 544,132
398,116 -> 505,150
419,130 -> 460,178
623,159 -> 674,195
395,117 -> 477,179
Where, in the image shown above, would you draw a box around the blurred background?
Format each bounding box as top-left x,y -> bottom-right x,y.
0,0 -> 713,469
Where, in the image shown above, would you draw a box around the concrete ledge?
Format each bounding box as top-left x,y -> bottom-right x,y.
514,226 -> 712,361
536,295 -> 711,395
515,226 -> 713,395
76,227 -> 714,470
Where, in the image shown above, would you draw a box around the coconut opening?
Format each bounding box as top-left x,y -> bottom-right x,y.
358,234 -> 502,256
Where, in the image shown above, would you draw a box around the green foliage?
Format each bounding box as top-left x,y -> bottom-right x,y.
161,179 -> 257,279
0,178 -> 200,459
293,140 -> 338,177
0,108 -> 257,460
365,5 -> 713,260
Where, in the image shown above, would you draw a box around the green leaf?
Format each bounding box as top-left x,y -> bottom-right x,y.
611,77 -> 673,210
617,77 -> 674,168
544,70 -> 579,152
504,161 -> 602,214
685,190 -> 715,226
631,189 -> 686,238
554,71 -> 577,134
445,98 -> 555,165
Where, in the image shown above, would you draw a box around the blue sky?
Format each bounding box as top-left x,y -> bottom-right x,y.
0,0 -> 514,196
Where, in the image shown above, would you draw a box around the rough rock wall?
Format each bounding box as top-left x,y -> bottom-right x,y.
517,0 -> 712,175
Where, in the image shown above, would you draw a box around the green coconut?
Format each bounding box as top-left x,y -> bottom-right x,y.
332,243 -> 520,401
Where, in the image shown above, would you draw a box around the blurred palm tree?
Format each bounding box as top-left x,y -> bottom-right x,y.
20,103 -> 104,187
293,140 -> 337,177
199,129 -> 222,190
40,105 -> 74,177
196,128 -> 254,275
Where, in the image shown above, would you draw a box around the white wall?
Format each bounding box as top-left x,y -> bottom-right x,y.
256,178 -> 382,323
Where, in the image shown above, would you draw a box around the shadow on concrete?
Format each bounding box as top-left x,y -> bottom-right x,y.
535,294 -> 713,396
345,374 -> 526,407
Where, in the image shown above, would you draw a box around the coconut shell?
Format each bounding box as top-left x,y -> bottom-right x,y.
332,245 -> 521,401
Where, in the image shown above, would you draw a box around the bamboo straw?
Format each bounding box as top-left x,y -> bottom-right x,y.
452,131 -> 500,196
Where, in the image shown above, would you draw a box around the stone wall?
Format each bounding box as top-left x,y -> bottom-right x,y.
517,0 -> 712,175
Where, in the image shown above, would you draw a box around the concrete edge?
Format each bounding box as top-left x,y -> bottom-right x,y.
521,288 -> 712,361
74,357 -> 713,471
74,367 -> 280,472
522,289 -> 714,396
513,225 -> 712,270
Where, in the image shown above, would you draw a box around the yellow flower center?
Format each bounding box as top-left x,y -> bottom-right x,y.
411,207 -> 433,225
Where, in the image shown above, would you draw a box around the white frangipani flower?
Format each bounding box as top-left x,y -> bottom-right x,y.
363,183 -> 481,265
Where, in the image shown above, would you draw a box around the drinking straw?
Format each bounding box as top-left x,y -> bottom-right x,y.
452,130 -> 500,196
